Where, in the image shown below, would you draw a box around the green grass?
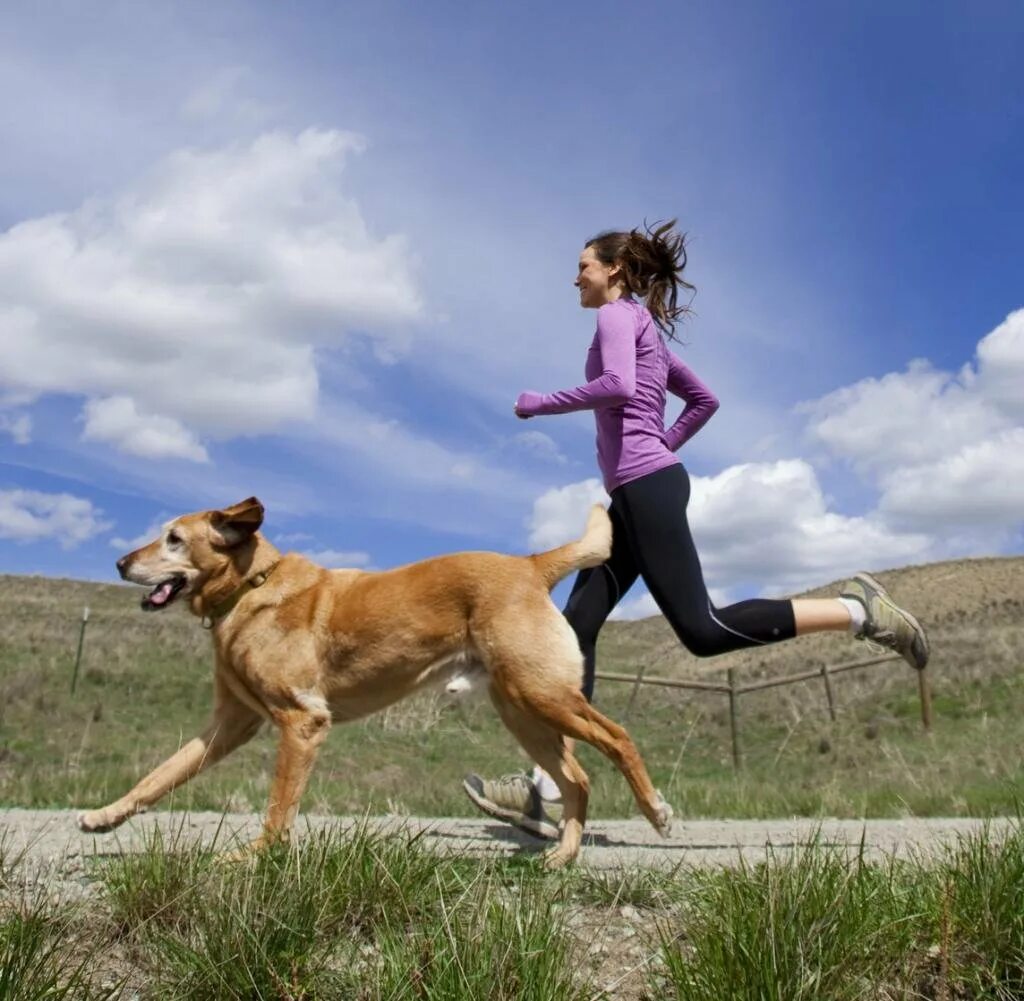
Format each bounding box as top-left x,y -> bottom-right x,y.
651,823 -> 1024,1000
93,823 -> 589,1000
96,817 -> 220,936
937,823 -> 1024,997
360,880 -> 590,1001
653,841 -> 926,1000
0,893 -> 115,1000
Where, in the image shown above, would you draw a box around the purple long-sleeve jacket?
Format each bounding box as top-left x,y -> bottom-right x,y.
516,297 -> 719,492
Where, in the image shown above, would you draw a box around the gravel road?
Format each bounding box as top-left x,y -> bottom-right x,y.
1,809 -> 1013,894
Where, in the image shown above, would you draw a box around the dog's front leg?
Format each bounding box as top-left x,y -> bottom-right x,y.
78,684 -> 262,834
250,704 -> 331,851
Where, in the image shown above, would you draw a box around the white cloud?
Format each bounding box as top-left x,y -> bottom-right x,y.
0,412 -> 31,444
0,128 -> 423,459
300,548 -> 370,568
82,396 -> 209,462
879,427 -> 1024,529
0,489 -> 112,548
800,359 -> 1001,473
527,478 -> 608,551
974,309 -> 1024,418
802,307 -> 1024,541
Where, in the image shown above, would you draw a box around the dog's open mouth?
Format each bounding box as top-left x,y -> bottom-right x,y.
142,575 -> 187,611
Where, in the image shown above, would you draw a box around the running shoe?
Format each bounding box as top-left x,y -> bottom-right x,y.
840,572 -> 930,670
462,772 -> 561,840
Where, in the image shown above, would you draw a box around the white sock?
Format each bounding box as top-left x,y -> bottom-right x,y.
838,597 -> 866,635
531,765 -> 561,802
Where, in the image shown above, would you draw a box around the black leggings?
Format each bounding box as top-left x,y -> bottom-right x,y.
563,463 -> 796,701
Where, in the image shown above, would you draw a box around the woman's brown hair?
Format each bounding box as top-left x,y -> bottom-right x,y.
586,219 -> 695,338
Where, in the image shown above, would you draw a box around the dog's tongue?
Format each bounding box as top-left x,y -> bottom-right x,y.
149,581 -> 175,606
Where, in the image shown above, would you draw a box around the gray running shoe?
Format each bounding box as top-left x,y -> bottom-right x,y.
840,572 -> 930,671
462,772 -> 561,840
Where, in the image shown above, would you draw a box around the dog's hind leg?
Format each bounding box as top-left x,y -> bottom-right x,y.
484,607 -> 671,840
78,679 -> 263,834
523,689 -> 672,839
488,685 -> 590,869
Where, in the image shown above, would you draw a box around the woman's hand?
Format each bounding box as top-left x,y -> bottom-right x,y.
514,391 -> 543,419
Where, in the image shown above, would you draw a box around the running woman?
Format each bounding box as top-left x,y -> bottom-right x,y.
463,220 -> 929,839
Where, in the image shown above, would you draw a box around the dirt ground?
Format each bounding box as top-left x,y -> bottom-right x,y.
2,808 -> 1013,898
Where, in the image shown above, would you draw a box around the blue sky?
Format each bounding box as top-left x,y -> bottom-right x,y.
1,1 -> 1022,616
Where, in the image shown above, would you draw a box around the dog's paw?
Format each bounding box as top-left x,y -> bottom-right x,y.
651,791 -> 674,839
219,844 -> 258,865
541,845 -> 577,871
77,809 -> 121,834
219,834 -> 282,864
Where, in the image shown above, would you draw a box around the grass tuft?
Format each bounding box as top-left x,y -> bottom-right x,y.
361,875 -> 591,1001
93,815 -> 219,935
935,821 -> 1024,998
652,837 -> 925,1001
132,821 -> 481,999
0,894 -> 115,1000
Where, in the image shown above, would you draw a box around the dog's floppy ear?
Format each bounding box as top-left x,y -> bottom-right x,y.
209,497 -> 264,548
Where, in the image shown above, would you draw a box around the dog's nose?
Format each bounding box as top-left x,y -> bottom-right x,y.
116,555 -> 130,579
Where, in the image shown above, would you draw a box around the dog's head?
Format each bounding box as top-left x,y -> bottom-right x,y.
116,497 -> 265,612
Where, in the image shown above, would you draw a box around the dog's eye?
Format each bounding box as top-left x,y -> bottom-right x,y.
166,531 -> 182,546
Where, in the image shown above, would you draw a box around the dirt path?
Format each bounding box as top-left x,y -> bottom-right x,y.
2,809 -> 1013,895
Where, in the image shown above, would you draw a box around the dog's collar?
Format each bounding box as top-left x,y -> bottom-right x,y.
200,561 -> 279,629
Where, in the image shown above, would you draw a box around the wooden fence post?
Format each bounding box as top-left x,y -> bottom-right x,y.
624,664 -> 647,721
70,606 -> 89,694
918,666 -> 933,731
727,667 -> 742,769
821,664 -> 837,722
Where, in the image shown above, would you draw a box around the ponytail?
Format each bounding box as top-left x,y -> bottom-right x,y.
585,219 -> 695,338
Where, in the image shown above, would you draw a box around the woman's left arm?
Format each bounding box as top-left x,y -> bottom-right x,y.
515,304 -> 637,417
662,352 -> 720,452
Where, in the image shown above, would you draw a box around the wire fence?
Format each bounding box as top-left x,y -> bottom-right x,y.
596,654 -> 933,769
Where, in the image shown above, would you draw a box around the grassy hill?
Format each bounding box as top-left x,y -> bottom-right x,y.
1,556 -> 1022,820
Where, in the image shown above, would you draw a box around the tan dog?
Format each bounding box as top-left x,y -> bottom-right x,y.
78,497 -> 672,867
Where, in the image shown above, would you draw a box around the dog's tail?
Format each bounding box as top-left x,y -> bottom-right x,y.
529,504 -> 612,590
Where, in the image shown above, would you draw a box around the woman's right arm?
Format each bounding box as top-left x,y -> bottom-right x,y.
515,304 -> 637,417
662,352 -> 719,451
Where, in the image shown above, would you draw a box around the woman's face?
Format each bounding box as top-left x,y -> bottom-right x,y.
575,245 -> 621,308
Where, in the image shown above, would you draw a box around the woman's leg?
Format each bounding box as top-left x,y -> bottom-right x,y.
614,464 -> 927,668
793,598 -> 854,635
613,464 -> 798,656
